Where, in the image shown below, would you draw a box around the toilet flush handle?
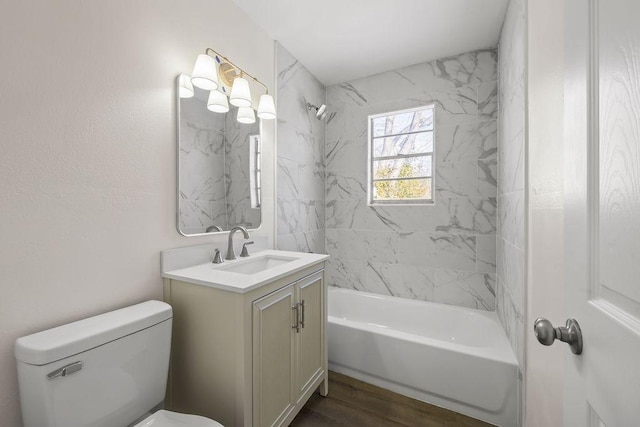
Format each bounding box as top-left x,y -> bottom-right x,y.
47,361 -> 83,380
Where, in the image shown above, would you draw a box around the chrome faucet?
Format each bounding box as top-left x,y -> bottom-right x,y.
226,226 -> 251,260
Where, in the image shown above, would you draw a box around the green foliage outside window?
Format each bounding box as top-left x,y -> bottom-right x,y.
374,163 -> 430,200
370,105 -> 434,203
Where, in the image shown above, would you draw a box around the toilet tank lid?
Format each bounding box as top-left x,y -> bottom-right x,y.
15,300 -> 172,366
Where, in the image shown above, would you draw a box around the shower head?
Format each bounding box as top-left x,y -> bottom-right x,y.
307,103 -> 328,121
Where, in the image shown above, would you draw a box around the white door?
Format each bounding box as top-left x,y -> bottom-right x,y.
563,0 -> 640,425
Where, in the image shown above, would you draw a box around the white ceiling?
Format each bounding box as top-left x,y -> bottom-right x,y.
231,0 -> 509,86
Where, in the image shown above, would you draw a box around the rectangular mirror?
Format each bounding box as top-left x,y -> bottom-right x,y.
176,73 -> 261,235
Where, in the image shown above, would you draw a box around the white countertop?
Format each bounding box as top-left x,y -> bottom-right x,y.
161,249 -> 329,293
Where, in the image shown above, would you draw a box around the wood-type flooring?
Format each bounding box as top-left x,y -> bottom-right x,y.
290,371 -> 493,427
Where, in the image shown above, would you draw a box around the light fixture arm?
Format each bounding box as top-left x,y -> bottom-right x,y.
204,48 -> 269,95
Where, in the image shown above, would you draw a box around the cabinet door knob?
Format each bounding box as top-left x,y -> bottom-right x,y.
300,300 -> 305,328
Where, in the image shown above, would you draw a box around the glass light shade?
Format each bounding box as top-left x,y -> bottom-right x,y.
207,90 -> 229,113
237,106 -> 256,124
257,94 -> 276,120
191,54 -> 218,90
229,77 -> 252,107
179,74 -> 194,98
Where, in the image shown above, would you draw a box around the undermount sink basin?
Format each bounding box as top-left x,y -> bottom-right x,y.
162,248 -> 329,293
216,254 -> 298,275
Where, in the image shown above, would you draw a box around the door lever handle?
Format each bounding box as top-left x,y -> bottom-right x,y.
534,318 -> 583,355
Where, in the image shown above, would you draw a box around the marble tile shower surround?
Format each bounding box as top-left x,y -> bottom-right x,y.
496,0 -> 526,372
276,43 -> 326,254
179,96 -> 227,234
179,95 -> 260,234
496,0 -> 526,423
325,49 -> 498,311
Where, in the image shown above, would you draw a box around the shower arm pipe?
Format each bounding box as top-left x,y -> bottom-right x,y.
204,47 -> 270,95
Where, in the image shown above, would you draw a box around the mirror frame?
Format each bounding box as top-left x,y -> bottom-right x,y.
175,73 -> 263,236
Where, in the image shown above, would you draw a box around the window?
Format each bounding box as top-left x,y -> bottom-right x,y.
368,105 -> 435,204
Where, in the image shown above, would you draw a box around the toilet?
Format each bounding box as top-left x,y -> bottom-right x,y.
14,300 -> 223,427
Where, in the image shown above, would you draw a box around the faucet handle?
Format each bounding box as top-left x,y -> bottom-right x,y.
240,240 -> 254,257
212,249 -> 224,264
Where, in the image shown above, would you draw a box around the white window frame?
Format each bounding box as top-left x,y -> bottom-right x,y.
367,105 -> 436,206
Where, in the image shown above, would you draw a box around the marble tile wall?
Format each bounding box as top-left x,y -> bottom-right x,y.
179,95 -> 228,234
224,112 -> 261,228
497,0 -> 527,423
179,94 -> 261,234
325,49 -> 499,311
276,43 -> 326,253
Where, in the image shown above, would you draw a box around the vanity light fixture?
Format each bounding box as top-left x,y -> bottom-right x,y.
229,74 -> 252,107
189,48 -> 276,122
237,106 -> 256,124
191,54 -> 218,90
207,90 -> 229,113
179,74 -> 194,98
256,93 -> 276,120
257,94 -> 276,120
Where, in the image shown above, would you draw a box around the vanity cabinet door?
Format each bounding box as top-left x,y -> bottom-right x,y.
295,273 -> 325,401
252,284 -> 297,427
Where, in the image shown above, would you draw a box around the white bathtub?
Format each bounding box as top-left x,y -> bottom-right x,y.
328,288 -> 518,426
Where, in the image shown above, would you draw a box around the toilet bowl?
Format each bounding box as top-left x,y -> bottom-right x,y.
134,410 -> 223,427
14,300 -> 223,427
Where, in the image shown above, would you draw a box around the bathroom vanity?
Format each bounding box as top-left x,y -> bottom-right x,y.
161,248 -> 329,427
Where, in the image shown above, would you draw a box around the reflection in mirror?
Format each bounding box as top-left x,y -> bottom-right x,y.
177,74 -> 261,235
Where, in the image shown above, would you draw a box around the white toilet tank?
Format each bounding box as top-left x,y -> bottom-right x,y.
14,300 -> 173,427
